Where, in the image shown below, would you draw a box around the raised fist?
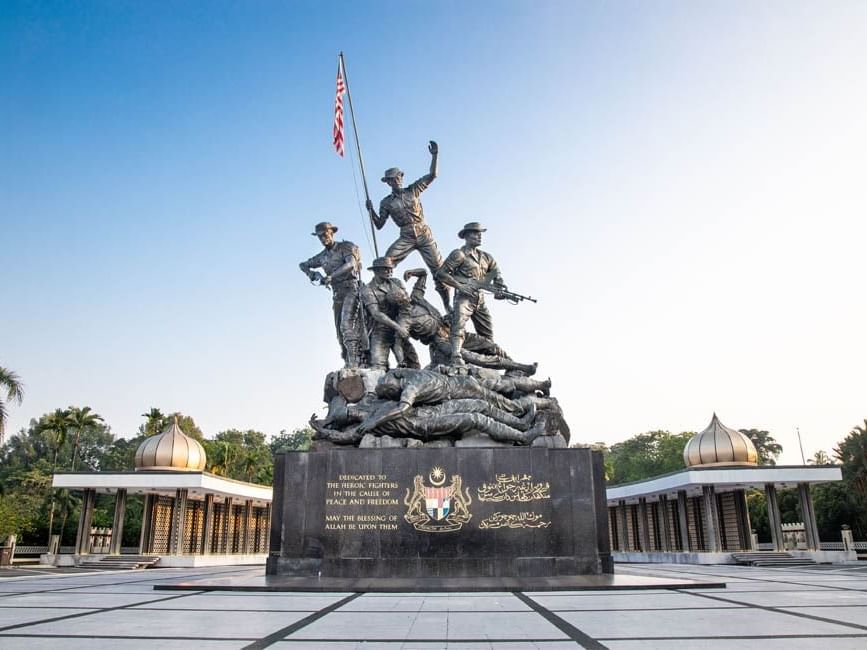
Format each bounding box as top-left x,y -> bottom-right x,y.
428,140 -> 438,155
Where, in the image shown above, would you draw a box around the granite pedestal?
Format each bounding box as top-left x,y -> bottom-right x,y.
267,447 -> 611,585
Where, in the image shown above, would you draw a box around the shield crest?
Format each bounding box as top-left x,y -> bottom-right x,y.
424,486 -> 451,521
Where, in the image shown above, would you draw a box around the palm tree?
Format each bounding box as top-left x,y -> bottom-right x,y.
141,407 -> 165,437
809,450 -> 832,465
68,406 -> 103,472
38,408 -> 73,543
0,366 -> 24,447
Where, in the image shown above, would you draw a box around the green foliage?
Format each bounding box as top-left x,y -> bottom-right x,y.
270,428 -> 313,454
738,429 -> 783,465
813,482 -> 861,540
138,410 -> 205,442
0,366 -> 24,443
608,430 -> 694,485
0,407 -> 315,544
833,419 -> 867,536
809,450 -> 832,465
204,429 -> 273,484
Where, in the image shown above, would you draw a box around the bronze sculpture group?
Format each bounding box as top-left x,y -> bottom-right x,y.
300,142 -> 564,449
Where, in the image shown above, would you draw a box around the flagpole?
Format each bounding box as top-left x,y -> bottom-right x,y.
339,52 -> 379,257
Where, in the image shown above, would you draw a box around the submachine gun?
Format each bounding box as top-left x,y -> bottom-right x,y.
466,271 -> 538,305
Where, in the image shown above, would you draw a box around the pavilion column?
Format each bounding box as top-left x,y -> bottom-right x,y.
222,497 -> 233,553
701,485 -> 722,552
171,489 -> 188,555
637,498 -> 650,551
109,489 -> 127,555
141,494 -> 157,554
242,500 -> 253,553
677,490 -> 691,551
659,495 -> 672,551
735,489 -> 754,550
201,494 -> 215,555
764,483 -> 784,551
75,488 -> 97,555
617,501 -> 629,551
797,483 -> 820,550
263,503 -> 271,554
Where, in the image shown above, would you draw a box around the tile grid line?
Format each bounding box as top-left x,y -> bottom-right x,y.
676,588 -> 867,632
241,591 -> 363,650
0,590 -> 203,633
624,565 -> 867,593
513,591 -> 608,649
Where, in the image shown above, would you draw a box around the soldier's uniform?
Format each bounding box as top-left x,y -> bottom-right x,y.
396,273 -> 513,369
360,264 -> 420,370
374,169 -> 450,308
299,231 -> 362,365
376,368 -> 523,414
438,223 -> 504,365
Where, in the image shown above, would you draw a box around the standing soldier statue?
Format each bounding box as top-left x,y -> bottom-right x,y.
437,222 -> 507,367
365,141 -> 452,313
299,222 -> 364,367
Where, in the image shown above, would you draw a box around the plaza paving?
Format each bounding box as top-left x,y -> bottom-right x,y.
0,563 -> 866,649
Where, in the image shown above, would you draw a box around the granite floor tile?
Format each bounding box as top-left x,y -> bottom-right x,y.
132,593 -> 345,611
563,606 -> 858,639
0,637 -> 245,650
3,591 -> 175,608
0,607 -> 96,627
530,591 -> 744,611
15,607 -> 309,639
603,637 -> 867,650
781,605 -> 867,627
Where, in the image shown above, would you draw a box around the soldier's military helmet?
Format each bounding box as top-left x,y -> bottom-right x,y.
311,222 -> 338,236
458,222 -> 487,238
367,256 -> 395,271
381,167 -> 403,182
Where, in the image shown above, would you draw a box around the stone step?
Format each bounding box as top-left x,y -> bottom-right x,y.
78,555 -> 160,570
731,551 -> 816,567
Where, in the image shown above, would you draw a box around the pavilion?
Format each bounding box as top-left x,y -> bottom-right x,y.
605,414 -> 851,563
51,419 -> 272,567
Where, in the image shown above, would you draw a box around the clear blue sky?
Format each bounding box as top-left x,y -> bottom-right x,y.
3,1 -> 866,462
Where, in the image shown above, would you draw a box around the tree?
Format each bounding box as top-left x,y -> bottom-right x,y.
270,428 -> 313,454
607,430 -> 694,485
834,419 -> 867,510
0,366 -> 24,447
37,408 -> 73,542
809,450 -> 832,465
739,429 -> 783,465
68,406 -> 103,471
140,408 -> 165,437
204,429 -> 273,484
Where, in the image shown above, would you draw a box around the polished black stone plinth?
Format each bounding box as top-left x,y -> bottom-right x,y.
267,447 -> 611,582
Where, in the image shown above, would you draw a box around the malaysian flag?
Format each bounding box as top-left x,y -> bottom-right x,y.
333,63 -> 346,157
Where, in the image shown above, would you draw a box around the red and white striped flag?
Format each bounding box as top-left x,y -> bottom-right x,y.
333,63 -> 346,157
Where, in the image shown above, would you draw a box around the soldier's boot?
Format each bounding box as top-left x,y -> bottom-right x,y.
434,281 -> 452,314
487,403 -> 533,431
500,359 -> 538,376
482,417 -> 544,444
344,340 -> 362,369
521,402 -> 537,429
515,395 -> 560,411
450,330 -> 467,367
509,376 -> 551,395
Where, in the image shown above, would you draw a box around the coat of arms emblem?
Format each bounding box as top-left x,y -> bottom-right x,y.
404,466 -> 472,532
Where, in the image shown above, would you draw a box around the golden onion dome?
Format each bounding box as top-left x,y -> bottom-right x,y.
134,417 -> 206,471
683,413 -> 758,468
